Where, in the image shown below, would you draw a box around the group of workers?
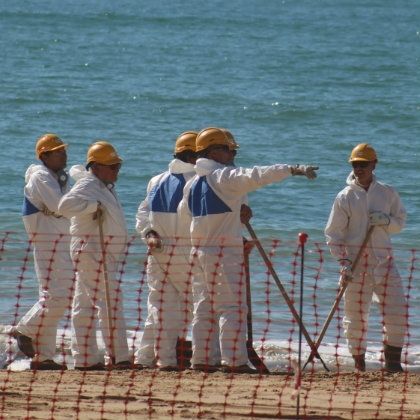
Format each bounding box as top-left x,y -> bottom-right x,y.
9,129 -> 407,374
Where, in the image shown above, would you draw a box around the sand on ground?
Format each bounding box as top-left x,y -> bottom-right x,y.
0,369 -> 418,419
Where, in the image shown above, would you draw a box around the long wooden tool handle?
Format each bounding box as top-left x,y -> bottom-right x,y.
245,251 -> 254,343
245,222 -> 329,371
98,205 -> 116,362
302,225 -> 375,370
244,249 -> 270,374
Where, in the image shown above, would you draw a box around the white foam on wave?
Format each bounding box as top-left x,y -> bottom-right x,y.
2,326 -> 419,372
258,338 -> 420,373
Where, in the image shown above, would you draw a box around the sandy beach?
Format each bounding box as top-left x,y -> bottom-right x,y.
1,369 -> 418,419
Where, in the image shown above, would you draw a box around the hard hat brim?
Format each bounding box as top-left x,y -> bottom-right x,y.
107,156 -> 123,165
348,157 -> 377,162
38,143 -> 68,158
50,143 -> 68,152
91,156 -> 123,165
175,146 -> 196,154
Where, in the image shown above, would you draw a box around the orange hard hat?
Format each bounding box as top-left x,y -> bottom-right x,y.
220,128 -> 240,151
174,131 -> 198,154
349,143 -> 378,162
86,141 -> 122,165
35,134 -> 67,159
196,127 -> 231,152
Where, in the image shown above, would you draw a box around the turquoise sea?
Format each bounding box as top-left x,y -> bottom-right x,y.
0,0 -> 419,371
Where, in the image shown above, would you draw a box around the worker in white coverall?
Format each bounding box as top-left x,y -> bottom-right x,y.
11,134 -> 73,370
58,141 -> 130,370
183,128 -> 253,373
133,131 -> 198,371
181,127 -> 318,373
325,143 -> 407,373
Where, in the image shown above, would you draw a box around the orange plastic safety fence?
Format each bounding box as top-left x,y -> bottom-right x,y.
0,231 -> 418,419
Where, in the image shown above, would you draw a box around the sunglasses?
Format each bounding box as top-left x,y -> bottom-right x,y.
210,145 -> 235,153
96,163 -> 122,171
351,161 -> 370,168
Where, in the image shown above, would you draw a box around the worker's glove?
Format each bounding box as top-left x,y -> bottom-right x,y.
369,211 -> 390,226
240,204 -> 253,224
338,258 -> 353,287
289,165 -> 319,179
41,206 -> 62,218
146,230 -> 163,253
93,201 -> 103,220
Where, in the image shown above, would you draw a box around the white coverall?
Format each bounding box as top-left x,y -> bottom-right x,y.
325,173 -> 407,355
18,164 -> 73,362
58,165 -> 129,367
181,158 -> 292,367
134,159 -> 195,368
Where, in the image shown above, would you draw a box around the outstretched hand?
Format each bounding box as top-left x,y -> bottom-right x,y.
290,165 -> 319,179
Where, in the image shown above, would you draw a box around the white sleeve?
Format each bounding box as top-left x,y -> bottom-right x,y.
177,177 -> 194,232
135,198 -> 152,239
214,164 -> 292,196
325,193 -> 350,260
387,188 -> 406,234
31,172 -> 65,214
135,179 -> 154,239
58,181 -> 98,218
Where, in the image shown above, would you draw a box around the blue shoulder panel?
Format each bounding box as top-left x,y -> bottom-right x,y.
22,196 -> 40,216
188,176 -> 232,217
149,173 -> 185,213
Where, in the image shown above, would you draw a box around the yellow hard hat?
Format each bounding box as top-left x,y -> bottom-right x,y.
196,127 -> 230,152
86,141 -> 122,166
349,143 -> 378,162
174,131 -> 198,154
220,128 -> 240,151
36,133 -> 67,159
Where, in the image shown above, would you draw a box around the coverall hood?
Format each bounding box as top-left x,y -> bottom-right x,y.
194,158 -> 225,177
69,164 -> 89,181
25,164 -> 45,184
168,158 -> 195,174
346,171 -> 377,188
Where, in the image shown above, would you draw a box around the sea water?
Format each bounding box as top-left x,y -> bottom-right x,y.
0,0 -> 419,371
